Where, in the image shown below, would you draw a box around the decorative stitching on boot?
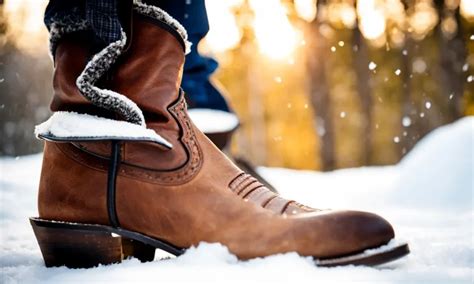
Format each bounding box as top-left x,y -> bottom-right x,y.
117,94 -> 203,185
57,94 -> 203,185
228,173 -> 246,190
227,172 -> 317,214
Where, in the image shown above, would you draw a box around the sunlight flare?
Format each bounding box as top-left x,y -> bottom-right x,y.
204,0 -> 242,53
460,0 -> 474,21
357,0 -> 386,41
3,0 -> 49,54
294,0 -> 318,22
249,0 -> 300,60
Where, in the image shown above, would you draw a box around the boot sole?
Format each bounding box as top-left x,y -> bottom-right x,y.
30,217 -> 409,268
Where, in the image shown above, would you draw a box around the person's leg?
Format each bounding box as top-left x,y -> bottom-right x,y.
143,0 -> 230,111
143,0 -> 238,152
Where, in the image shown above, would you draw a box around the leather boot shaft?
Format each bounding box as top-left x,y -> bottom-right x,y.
51,12 -> 190,171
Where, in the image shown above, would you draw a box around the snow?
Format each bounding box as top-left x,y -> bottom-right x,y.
368,61 -> 377,71
1,117 -> 473,283
188,109 -> 239,133
402,116 -> 412,127
35,111 -> 172,148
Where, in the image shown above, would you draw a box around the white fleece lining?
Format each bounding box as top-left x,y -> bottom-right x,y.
75,30 -> 146,126
35,111 -> 172,148
133,0 -> 192,54
49,19 -> 89,55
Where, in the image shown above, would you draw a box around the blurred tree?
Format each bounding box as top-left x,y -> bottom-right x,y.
435,0 -> 467,120
399,35 -> 418,153
352,7 -> 374,164
0,1 -> 52,156
306,0 -> 336,171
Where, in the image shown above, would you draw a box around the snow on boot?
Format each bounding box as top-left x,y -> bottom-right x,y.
31,2 -> 408,268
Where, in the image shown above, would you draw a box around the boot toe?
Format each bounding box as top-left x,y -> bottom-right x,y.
293,210 -> 395,258
345,210 -> 395,248
332,210 -> 394,255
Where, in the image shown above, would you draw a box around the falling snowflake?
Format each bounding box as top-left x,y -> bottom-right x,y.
449,93 -> 454,100
462,63 -> 468,72
368,62 -> 377,71
425,101 -> 432,109
395,69 -> 401,76
274,76 -> 282,83
340,111 -> 346,118
468,75 -> 473,83
393,136 -> 400,143
338,41 -> 344,47
402,116 -> 412,127
420,112 -> 425,118
412,58 -> 427,74
331,46 -> 336,52
317,125 -> 326,136
402,50 -> 408,56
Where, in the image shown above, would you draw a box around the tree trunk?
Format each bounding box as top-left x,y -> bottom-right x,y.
306,0 -> 335,171
435,1 -> 466,121
352,26 -> 373,165
400,37 -> 417,156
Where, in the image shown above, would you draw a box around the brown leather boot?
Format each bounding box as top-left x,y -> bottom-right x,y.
31,2 -> 408,268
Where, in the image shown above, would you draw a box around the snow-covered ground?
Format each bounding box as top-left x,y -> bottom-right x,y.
1,117 -> 472,283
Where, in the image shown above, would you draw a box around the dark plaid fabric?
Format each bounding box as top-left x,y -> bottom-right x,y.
44,0 -> 122,50
86,0 -> 122,43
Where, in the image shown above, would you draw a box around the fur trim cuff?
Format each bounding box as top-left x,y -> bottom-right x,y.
76,30 -> 146,126
48,18 -> 90,55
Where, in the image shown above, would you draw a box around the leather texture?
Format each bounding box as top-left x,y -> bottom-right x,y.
38,11 -> 395,259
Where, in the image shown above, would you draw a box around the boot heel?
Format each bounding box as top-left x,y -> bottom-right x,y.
122,238 -> 156,262
30,219 -> 123,268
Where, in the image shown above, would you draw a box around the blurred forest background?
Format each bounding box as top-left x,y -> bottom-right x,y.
0,0 -> 473,171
